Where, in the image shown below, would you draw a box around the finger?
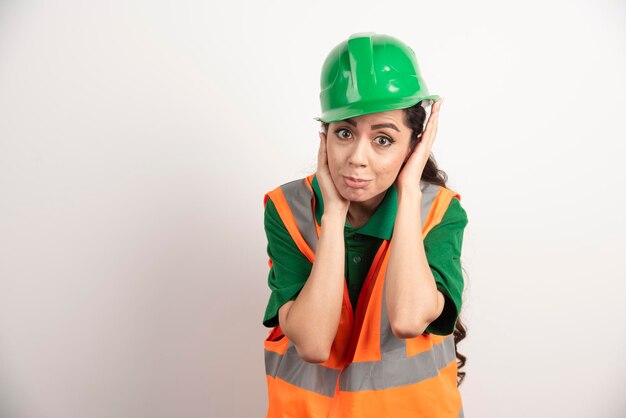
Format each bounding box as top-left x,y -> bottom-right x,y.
428,97 -> 443,118
422,99 -> 443,142
318,132 -> 328,169
427,100 -> 442,128
431,97 -> 443,114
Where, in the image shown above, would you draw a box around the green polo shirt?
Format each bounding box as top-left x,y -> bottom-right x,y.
262,174 -> 468,335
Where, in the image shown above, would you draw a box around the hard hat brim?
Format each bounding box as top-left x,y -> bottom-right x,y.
315,94 -> 440,123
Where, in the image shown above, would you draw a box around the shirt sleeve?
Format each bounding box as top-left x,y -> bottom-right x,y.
423,196 -> 468,335
262,197 -> 312,328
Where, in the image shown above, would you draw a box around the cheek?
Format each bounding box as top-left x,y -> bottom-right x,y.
377,154 -> 406,176
325,145 -> 341,173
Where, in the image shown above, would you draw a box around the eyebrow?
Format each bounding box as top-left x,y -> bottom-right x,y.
343,118 -> 400,132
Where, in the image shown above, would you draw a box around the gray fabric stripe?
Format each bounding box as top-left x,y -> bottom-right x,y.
265,348 -> 282,377
420,181 -> 440,227
459,407 -> 464,418
264,343 -> 339,397
280,178 -> 318,254
340,334 -> 456,392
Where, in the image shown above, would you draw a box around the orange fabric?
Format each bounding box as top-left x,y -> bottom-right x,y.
304,175 -> 314,193
266,375 -> 335,418
406,332 -> 447,357
347,241 -> 388,363
264,325 -> 290,355
422,187 -> 460,237
349,244 -> 389,363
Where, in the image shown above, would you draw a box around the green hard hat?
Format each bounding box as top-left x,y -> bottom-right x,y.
317,32 -> 440,123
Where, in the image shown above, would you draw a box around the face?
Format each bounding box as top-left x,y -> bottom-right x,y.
326,109 -> 413,211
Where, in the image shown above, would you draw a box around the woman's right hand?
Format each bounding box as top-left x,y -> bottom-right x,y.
317,132 -> 350,217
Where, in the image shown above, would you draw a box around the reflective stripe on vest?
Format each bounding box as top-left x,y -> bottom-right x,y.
263,174 -> 464,417
265,342 -> 340,397
278,178 -> 319,254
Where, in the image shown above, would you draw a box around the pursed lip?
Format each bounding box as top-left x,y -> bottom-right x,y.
342,176 -> 371,189
343,176 -> 370,182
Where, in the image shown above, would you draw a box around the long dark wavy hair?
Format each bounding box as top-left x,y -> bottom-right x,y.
320,100 -> 468,387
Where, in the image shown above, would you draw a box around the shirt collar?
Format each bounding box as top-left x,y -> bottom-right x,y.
311,174 -> 397,240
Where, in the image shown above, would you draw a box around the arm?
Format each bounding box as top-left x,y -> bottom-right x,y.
385,189 -> 444,338
278,210 -> 346,363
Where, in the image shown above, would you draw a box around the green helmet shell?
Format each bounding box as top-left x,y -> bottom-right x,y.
317,32 -> 439,123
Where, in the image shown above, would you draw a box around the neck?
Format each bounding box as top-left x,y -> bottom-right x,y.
346,191 -> 386,228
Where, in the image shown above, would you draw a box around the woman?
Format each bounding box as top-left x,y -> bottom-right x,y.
262,32 -> 468,417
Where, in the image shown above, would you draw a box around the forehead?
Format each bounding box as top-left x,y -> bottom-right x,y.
335,109 -> 407,130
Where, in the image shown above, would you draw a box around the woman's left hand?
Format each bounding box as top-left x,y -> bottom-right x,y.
395,98 -> 444,194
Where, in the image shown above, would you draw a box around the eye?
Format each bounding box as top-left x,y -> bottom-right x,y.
334,128 -> 352,140
373,136 -> 395,147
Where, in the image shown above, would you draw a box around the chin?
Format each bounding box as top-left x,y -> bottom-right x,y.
339,187 -> 372,202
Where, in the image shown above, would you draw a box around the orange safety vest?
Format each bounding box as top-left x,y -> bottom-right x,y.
263,174 -> 464,418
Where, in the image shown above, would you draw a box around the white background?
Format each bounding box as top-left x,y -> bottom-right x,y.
1,0 -> 625,417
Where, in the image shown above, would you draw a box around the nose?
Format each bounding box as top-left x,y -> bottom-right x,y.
348,137 -> 368,168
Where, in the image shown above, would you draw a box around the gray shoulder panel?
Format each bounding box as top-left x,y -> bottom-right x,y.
279,178 -> 318,254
